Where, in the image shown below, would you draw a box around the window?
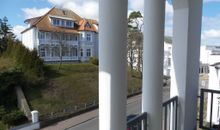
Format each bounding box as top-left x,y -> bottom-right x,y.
80,49 -> 83,57
70,35 -> 73,41
53,18 -> 60,26
39,32 -> 45,39
45,32 -> 51,40
70,48 -> 77,56
40,47 -> 45,57
52,33 -> 59,40
52,46 -> 59,57
85,22 -> 91,28
61,20 -> 65,26
86,34 -> 92,42
80,34 -> 83,40
63,10 -> 67,15
74,36 -> 78,41
86,49 -> 91,57
66,20 -> 73,28
168,58 -> 171,66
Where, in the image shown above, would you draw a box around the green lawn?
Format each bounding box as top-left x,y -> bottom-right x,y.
23,63 -> 141,117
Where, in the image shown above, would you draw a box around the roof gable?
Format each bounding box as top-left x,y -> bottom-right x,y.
22,7 -> 98,34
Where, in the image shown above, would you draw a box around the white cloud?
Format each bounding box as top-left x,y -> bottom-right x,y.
22,7 -> 50,19
202,29 -> 220,39
204,0 -> 220,3
201,29 -> 220,45
128,0 -> 144,13
47,0 -> 98,20
12,25 -> 27,40
201,14 -> 220,45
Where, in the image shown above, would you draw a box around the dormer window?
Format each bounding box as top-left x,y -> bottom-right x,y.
63,10 -> 67,15
61,20 -> 65,26
51,17 -> 74,28
53,18 -> 60,26
66,20 -> 73,28
85,22 -> 91,28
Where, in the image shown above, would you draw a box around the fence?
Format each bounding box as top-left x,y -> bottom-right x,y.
40,87 -> 142,127
127,112 -> 148,130
162,96 -> 178,130
199,88 -> 220,129
126,96 -> 178,130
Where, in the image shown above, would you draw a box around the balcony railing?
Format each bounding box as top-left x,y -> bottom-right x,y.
42,56 -> 78,62
162,96 -> 178,130
39,39 -> 78,45
127,96 -> 178,130
127,112 -> 148,130
199,88 -> 220,130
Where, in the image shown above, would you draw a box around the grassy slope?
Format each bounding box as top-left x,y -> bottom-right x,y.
23,63 -> 141,116
0,56 -> 141,117
23,64 -> 98,115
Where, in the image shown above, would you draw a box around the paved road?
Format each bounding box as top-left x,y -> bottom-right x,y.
65,87 -> 170,130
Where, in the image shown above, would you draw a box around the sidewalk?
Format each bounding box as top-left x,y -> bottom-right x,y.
41,95 -> 141,130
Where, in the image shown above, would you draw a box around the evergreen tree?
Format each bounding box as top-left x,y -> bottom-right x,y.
0,17 -> 15,54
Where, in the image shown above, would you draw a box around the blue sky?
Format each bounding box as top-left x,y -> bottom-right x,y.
0,0 -> 220,45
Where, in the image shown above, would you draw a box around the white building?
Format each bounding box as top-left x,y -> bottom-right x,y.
21,7 -> 99,62
200,45 -> 220,125
127,42 -> 172,77
164,42 -> 172,76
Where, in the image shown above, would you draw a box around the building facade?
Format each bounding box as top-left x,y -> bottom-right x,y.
199,45 -> 220,124
163,42 -> 172,76
21,7 -> 98,62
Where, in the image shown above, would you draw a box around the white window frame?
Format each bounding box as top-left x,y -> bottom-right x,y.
86,49 -> 91,57
86,34 -> 92,42
39,32 -> 45,39
53,18 -> 60,26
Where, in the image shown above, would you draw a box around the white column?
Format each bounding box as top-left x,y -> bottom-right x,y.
99,0 -> 127,129
171,0 -> 203,130
142,0 -> 165,130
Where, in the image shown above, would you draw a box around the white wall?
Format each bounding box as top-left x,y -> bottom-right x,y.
21,28 -> 38,50
200,45 -> 211,64
79,31 -> 98,61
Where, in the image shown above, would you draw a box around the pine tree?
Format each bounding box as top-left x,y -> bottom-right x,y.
0,17 -> 15,54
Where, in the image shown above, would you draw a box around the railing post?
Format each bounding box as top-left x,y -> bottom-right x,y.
210,93 -> 214,128
199,89 -> 204,128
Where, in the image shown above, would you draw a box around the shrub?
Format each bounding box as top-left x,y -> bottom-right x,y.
89,57 -> 99,66
0,71 -> 24,109
0,121 -> 8,130
3,41 -> 44,78
0,106 -> 6,120
2,110 -> 28,126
